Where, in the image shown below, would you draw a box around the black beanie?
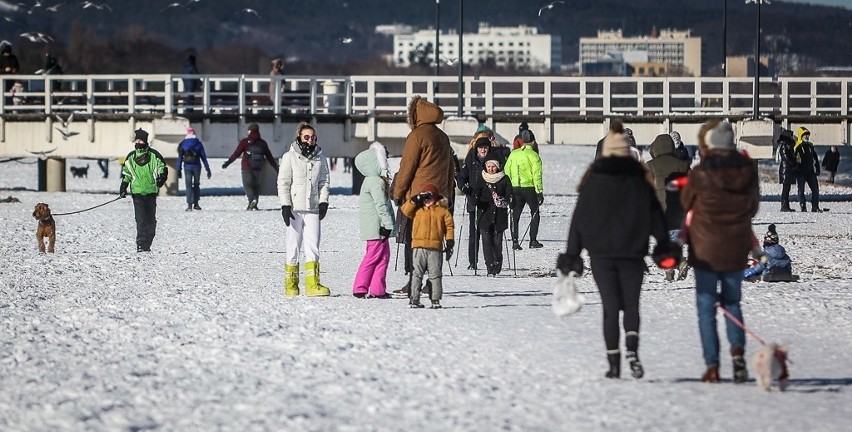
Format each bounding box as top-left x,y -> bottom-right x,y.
134,128 -> 149,143
248,123 -> 259,132
475,137 -> 491,149
519,122 -> 529,131
521,129 -> 536,144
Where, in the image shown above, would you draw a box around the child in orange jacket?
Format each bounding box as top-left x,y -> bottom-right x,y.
401,183 -> 455,309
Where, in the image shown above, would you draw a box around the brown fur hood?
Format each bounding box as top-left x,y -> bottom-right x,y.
407,96 -> 444,130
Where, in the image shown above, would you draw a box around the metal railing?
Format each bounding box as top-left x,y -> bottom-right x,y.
2,75 -> 850,118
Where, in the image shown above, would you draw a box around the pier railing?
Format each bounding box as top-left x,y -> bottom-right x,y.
1,75 -> 849,119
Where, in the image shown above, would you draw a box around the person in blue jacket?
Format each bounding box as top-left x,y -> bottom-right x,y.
176,127 -> 211,211
743,224 -> 794,282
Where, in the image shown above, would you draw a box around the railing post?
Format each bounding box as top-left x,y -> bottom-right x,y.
128,77 -> 136,114
810,80 -> 817,116
44,77 -> 53,116
273,77 -> 281,114
603,79 -> 611,115
637,79 -> 644,116
841,79 -> 848,116
543,79 -> 552,144
238,75 -> 246,115
86,77 -> 94,116
484,79 -> 493,118
579,80 -> 587,116
367,79 -> 376,142
345,78 -> 353,116
722,79 -> 730,114
780,79 -> 789,118
522,80 -> 529,115
202,77 -> 210,115
310,78 -> 317,115
164,75 -> 174,114
663,79 -> 670,115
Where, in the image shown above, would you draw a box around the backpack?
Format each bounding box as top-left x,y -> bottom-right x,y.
247,139 -> 266,170
180,143 -> 199,164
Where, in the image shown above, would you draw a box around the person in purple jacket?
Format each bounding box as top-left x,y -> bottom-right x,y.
176,127 -> 211,211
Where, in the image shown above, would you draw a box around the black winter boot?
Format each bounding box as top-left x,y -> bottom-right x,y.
800,203 -> 808,212
780,201 -> 795,212
606,351 -> 621,379
626,351 -> 644,379
393,279 -> 411,299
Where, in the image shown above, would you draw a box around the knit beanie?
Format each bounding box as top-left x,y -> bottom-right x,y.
185,127 -> 196,138
420,183 -> 441,200
521,129 -> 536,144
704,121 -> 736,150
484,159 -> 501,170
247,123 -> 259,132
670,131 -> 682,147
764,224 -> 779,246
602,121 -> 630,158
133,128 -> 149,143
475,124 -> 491,134
475,137 -> 492,150
519,122 -> 529,131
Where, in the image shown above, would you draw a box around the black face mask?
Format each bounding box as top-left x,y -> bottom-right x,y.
135,143 -> 148,150
298,141 -> 316,158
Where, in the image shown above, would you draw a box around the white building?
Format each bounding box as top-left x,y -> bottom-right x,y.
375,24 -> 415,37
393,23 -> 561,72
579,29 -> 702,76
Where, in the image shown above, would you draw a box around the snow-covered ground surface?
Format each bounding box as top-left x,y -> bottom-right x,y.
1,146 -> 851,431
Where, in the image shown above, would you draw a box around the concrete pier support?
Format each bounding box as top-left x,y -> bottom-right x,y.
46,158 -> 66,192
160,158 -> 180,197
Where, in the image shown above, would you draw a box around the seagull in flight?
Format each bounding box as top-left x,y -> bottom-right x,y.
27,147 -> 58,159
46,2 -> 65,12
441,56 -> 460,66
54,112 -> 80,141
237,8 -> 261,18
20,32 -> 54,43
538,0 -> 566,16
81,1 -> 112,11
160,2 -> 185,13
339,37 -> 353,44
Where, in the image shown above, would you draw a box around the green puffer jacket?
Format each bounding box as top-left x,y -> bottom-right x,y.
504,145 -> 543,193
121,147 -> 167,196
355,143 -> 396,241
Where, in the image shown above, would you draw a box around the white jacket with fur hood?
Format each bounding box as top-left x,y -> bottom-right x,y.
277,140 -> 330,212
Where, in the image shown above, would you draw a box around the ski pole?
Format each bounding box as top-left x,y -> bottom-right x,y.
394,239 -> 400,272
509,206 -> 518,275
454,194 -> 467,268
519,209 -> 540,245
473,204 -> 479,276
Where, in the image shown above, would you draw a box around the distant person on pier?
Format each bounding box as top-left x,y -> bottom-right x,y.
222,123 -> 279,210
269,58 -> 285,106
1,44 -> 20,100
181,54 -> 201,112
822,145 -> 840,184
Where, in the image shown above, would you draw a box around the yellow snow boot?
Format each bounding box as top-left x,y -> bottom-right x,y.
284,264 -> 300,297
304,261 -> 331,297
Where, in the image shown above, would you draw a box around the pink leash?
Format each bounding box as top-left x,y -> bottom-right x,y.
715,303 -> 766,345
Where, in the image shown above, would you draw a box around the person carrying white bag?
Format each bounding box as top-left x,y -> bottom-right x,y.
555,120 -> 681,380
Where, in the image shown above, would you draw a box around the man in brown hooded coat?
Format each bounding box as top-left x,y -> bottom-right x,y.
392,96 -> 456,297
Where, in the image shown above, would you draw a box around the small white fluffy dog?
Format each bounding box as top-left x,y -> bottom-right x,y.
751,343 -> 790,392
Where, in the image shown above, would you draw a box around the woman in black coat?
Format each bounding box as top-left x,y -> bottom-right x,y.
822,146 -> 840,183
777,130 -> 797,212
473,158 -> 513,276
557,122 -> 674,380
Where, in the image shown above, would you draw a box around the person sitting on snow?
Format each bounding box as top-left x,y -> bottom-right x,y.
743,224 -> 794,282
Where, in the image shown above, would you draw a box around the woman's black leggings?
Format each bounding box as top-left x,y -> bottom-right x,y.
590,257 -> 644,352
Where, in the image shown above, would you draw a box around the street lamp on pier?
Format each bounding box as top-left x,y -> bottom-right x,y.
747,0 -> 770,120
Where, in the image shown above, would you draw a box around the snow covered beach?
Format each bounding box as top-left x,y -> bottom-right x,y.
1,146 -> 851,431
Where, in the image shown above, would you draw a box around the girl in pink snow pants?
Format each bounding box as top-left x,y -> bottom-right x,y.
353,142 -> 396,298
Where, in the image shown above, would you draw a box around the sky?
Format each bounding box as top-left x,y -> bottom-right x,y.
1,144 -> 851,430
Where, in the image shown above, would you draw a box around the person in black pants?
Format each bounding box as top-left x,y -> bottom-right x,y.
457,137 -> 492,270
793,127 -> 822,212
504,130 -> 544,250
473,158 -> 512,276
119,129 -> 168,252
557,121 -> 676,380
776,129 -> 797,212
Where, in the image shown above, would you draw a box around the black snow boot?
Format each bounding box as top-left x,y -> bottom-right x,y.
626,351 -> 644,379
780,201 -> 795,212
393,279 -> 411,299
731,346 -> 748,384
606,351 -> 621,379
800,203 -> 808,212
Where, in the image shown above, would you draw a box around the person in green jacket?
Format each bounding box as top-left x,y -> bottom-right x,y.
119,128 -> 168,252
504,130 -> 544,250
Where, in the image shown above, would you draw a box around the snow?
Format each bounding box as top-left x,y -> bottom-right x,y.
1,146 -> 851,431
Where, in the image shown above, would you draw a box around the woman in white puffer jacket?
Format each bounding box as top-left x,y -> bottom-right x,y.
277,121 -> 331,297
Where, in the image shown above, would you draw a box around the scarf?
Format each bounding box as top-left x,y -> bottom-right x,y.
482,170 -> 505,184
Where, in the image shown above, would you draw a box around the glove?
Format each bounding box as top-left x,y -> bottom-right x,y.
156,174 -> 167,188
221,160 -> 231,170
556,253 -> 583,276
318,202 -> 328,220
206,170 -> 211,179
379,227 -> 392,241
393,197 -> 403,207
119,182 -> 128,198
177,170 -> 182,179
652,242 -> 682,270
461,185 -> 471,195
281,205 -> 295,226
444,239 -> 455,261
411,191 -> 432,206
537,193 -> 544,206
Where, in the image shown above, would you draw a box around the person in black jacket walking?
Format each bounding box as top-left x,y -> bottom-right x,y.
473,158 -> 513,276
822,146 -> 840,184
777,129 -> 797,212
557,121 -> 677,380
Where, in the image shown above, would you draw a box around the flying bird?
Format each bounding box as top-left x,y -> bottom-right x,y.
20,32 -> 54,43
339,37 -> 353,44
27,147 -> 58,159
81,1 -> 112,11
54,113 -> 79,141
441,56 -> 460,66
538,0 -> 566,16
160,2 -> 185,13
237,8 -> 261,19
46,2 -> 65,12
0,40 -> 11,47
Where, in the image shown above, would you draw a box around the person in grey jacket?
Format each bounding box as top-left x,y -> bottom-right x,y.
278,122 -> 331,297
352,142 -> 396,298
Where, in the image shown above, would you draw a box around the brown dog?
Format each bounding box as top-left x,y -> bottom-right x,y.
32,203 -> 56,253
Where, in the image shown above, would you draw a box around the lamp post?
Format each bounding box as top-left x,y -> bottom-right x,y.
457,0 -> 464,116
434,0 -> 440,96
749,0 -> 769,120
722,0 -> 727,77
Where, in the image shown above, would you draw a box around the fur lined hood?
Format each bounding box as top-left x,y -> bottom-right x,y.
354,141 -> 389,178
407,95 -> 444,130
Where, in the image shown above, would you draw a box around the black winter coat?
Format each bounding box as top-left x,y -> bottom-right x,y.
565,157 -> 669,259
457,148 -> 490,212
777,133 -> 797,184
673,144 -> 691,162
822,148 -> 840,172
794,141 -> 820,176
473,173 -> 512,232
